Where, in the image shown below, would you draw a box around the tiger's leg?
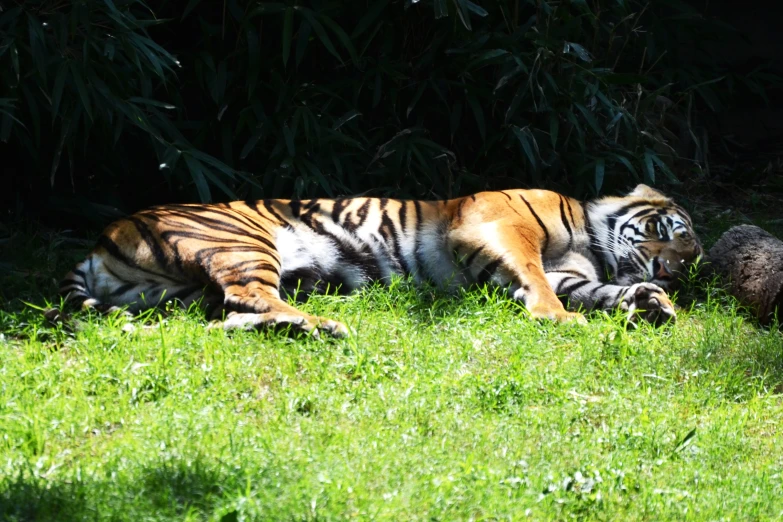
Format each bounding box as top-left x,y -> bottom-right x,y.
207,249 -> 349,338
545,252 -> 676,325
454,224 -> 585,323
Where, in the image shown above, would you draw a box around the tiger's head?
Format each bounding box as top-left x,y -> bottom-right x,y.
588,184 -> 702,290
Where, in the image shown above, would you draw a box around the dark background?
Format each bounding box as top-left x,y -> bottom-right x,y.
1,0 -> 781,231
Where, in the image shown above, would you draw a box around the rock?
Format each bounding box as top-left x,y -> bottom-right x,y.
708,225 -> 783,324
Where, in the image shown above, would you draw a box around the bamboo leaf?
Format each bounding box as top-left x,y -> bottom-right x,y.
129,97 -> 176,109
643,151 -> 655,183
241,125 -> 266,160
594,157 -> 605,193
295,21 -> 312,67
51,63 -> 68,124
247,28 -> 260,94
466,94 -> 485,141
464,0 -> 488,16
69,63 -> 92,121
181,0 -> 204,19
466,49 -> 508,71
283,123 -> 296,157
200,166 -> 238,199
574,103 -> 603,136
649,151 -> 679,182
512,126 -> 537,170
563,42 -> 592,62
494,64 -> 526,93
250,3 -> 286,16
407,82 -> 427,119
611,153 -> 638,178
333,110 -> 362,130
352,0 -> 389,38
320,15 -> 359,64
282,7 -> 294,66
300,158 -> 334,197
452,0 -> 472,30
433,0 -> 449,20
183,155 -> 212,202
295,7 -> 341,63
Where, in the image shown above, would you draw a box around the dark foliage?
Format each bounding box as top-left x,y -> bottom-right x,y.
0,0 -> 776,225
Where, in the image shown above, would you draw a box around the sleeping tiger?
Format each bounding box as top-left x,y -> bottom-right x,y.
53,184 -> 701,337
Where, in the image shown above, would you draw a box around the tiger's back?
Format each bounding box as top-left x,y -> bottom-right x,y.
56,185 -> 701,336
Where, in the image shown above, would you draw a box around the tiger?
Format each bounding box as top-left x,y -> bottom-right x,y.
51,184 -> 701,337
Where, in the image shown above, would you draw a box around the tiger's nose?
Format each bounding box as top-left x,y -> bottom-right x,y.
652,257 -> 674,280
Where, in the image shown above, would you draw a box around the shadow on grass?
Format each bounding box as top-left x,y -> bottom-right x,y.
0,460 -> 238,521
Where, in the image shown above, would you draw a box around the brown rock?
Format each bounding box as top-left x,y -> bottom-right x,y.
708,225 -> 783,324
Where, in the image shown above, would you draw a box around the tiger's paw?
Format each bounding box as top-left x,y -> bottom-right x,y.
209,312 -> 349,339
314,318 -> 351,338
529,306 -> 588,325
621,283 -> 676,326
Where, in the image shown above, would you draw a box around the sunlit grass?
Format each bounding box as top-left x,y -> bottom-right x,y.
1,222 -> 783,520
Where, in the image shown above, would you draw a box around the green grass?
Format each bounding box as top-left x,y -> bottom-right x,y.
2,226 -> 783,521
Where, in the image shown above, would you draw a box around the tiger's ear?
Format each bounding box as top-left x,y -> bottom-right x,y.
628,184 -> 668,200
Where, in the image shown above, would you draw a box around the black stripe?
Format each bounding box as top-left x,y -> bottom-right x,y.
110,282 -> 138,297
556,276 -> 577,293
478,259 -> 501,285
464,246 -> 484,267
354,199 -> 371,229
558,196 -> 573,245
262,199 -> 288,224
298,213 -> 383,283
300,201 -> 322,226
159,209 -> 277,251
584,202 -> 609,278
214,260 -> 280,277
593,293 -> 609,310
59,278 -> 83,288
561,279 -> 590,294
606,201 -> 650,234
398,200 -> 408,234
221,275 -> 277,289
500,191 -> 512,200
129,217 -> 169,271
380,210 -> 408,275
245,200 -> 279,224
551,269 -> 588,279
518,194 -> 550,252
565,198 -> 576,230
332,198 -> 350,223
98,235 -> 141,270
456,197 -> 468,220
289,200 -> 302,218
153,205 -> 269,238
412,200 -> 428,279
194,245 -> 269,277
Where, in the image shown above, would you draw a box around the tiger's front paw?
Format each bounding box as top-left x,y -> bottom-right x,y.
620,283 -> 676,326
529,305 -> 588,325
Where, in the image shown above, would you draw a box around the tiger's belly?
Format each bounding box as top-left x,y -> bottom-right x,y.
274,219 -> 463,298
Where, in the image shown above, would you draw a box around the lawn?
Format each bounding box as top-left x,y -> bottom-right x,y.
1,211 -> 783,521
